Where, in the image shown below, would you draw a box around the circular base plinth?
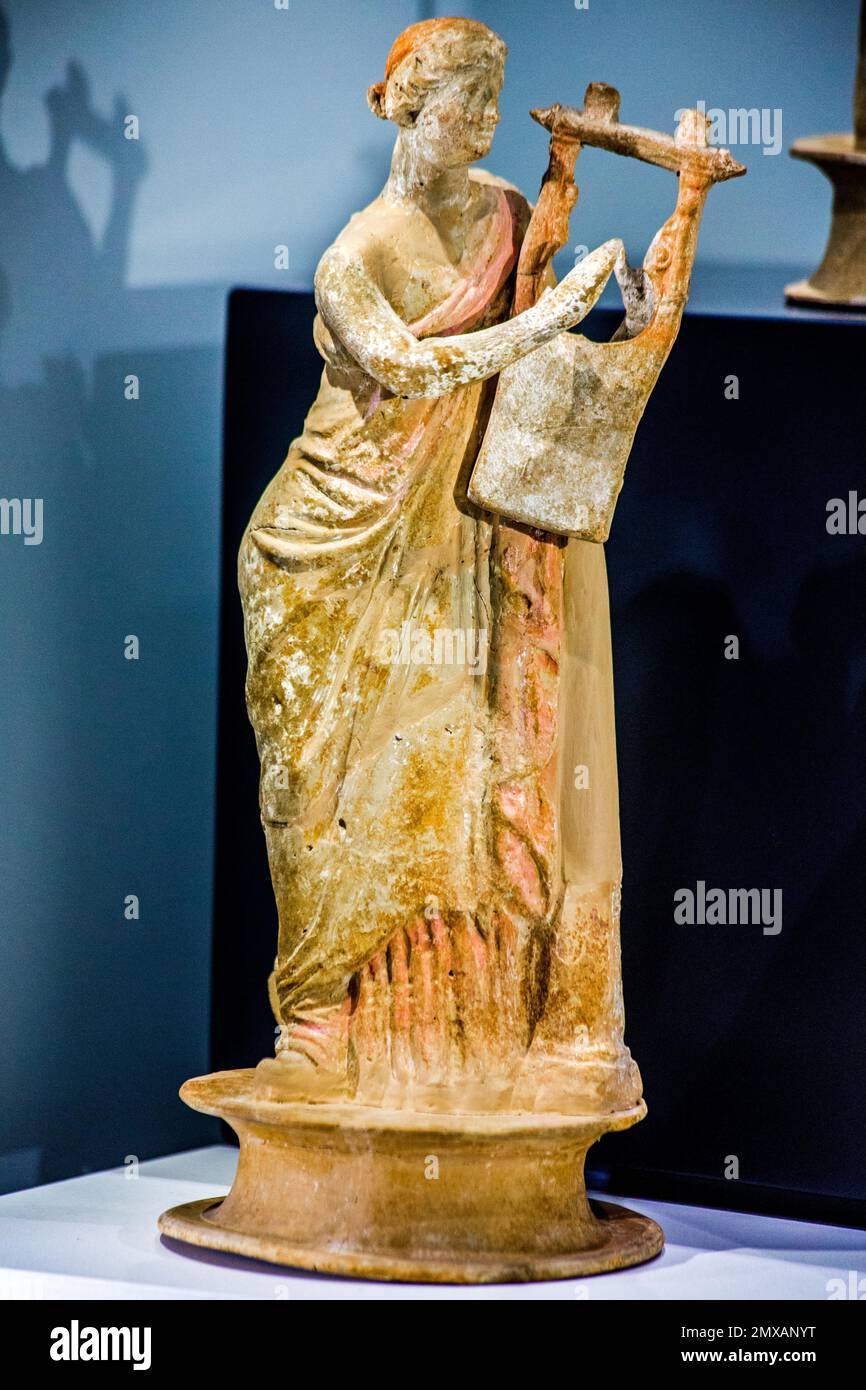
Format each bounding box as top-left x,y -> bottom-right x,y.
790,133 -> 866,169
158,1070 -> 663,1284
787,135 -> 866,309
160,1194 -> 663,1285
785,277 -> 866,310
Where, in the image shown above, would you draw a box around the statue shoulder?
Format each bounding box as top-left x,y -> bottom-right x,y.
470,169 -> 531,237
470,168 -> 525,199
314,198 -> 403,296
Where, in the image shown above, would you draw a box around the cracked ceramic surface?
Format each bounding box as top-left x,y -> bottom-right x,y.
233,18 -> 736,1119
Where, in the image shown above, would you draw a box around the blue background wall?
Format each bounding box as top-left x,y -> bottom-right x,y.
0,0 -> 859,1190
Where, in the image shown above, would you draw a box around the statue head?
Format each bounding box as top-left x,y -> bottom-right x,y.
368,17 -> 506,168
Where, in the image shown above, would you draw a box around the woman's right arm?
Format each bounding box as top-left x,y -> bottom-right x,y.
314,239 -> 622,400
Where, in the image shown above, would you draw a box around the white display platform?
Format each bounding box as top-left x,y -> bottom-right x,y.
0,1145 -> 863,1300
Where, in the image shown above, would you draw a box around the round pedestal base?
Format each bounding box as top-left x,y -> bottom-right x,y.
784,277 -> 866,310
161,1193 -> 661,1283
158,1070 -> 664,1284
787,134 -> 866,308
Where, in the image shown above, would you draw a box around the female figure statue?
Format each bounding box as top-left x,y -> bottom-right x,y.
162,11 -> 743,1282
241,17 -> 662,1116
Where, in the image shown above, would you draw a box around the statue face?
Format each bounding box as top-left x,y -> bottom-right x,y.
409,64 -> 503,168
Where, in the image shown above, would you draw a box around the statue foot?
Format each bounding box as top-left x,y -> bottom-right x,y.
513,1041 -> 643,1116
255,1001 -> 354,1103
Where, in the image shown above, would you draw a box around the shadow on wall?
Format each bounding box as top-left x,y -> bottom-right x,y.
0,6 -> 222,1193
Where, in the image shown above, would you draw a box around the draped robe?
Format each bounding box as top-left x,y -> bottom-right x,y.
239,186 -> 639,1112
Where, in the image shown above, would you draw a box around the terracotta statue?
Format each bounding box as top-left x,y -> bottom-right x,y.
787,0 -> 866,308
161,16 -> 744,1282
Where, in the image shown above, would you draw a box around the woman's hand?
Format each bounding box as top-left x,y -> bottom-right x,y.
537,239 -> 623,332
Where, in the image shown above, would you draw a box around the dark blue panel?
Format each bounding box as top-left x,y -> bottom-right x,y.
216,287 -> 866,1225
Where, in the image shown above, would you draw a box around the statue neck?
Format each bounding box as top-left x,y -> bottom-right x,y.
386,131 -> 471,219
